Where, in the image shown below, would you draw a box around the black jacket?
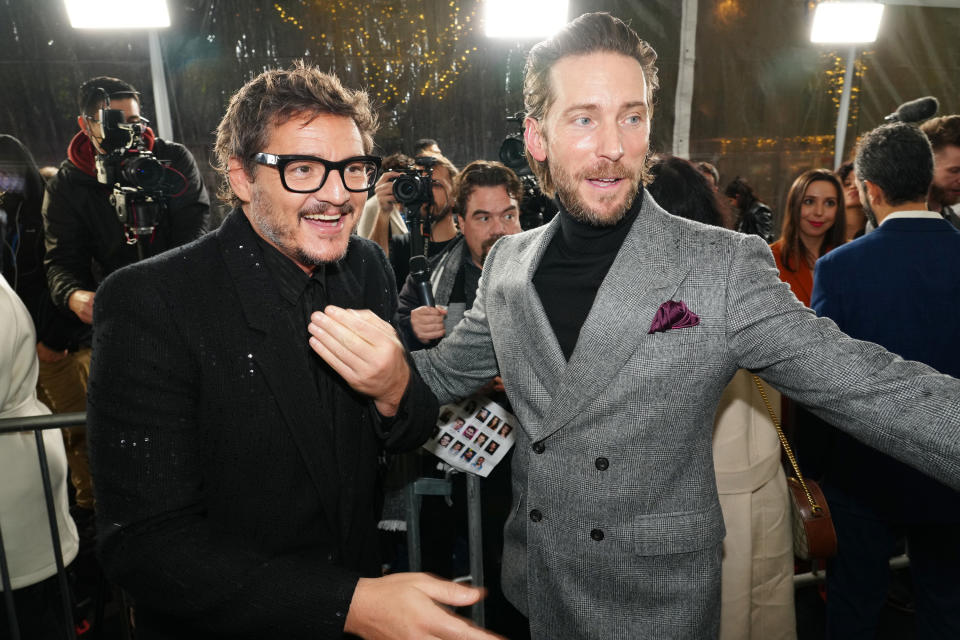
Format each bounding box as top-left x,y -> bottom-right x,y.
42,137 -> 209,313
88,210 -> 438,638
0,134 -> 87,350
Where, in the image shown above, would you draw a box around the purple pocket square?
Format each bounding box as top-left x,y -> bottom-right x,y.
648,300 -> 700,334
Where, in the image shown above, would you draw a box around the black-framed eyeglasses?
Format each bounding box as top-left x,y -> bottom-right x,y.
253,153 -> 381,193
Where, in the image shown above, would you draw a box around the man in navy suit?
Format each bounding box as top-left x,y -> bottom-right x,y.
811,122 -> 960,638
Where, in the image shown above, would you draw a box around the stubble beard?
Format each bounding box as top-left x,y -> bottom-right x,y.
860,197 -> 879,229
551,158 -> 644,228
249,186 -> 354,267
929,182 -> 960,209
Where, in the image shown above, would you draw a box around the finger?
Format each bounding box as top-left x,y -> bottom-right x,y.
307,317 -> 372,379
308,334 -> 360,383
425,605 -> 505,640
415,576 -> 486,608
313,307 -> 377,349
343,307 -> 402,344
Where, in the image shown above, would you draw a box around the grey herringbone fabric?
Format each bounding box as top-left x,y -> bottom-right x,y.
412,191 -> 960,639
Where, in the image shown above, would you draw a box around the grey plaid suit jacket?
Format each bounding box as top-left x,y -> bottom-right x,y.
412,191 -> 960,639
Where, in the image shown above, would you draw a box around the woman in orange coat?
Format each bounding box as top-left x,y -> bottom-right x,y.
769,169 -> 847,306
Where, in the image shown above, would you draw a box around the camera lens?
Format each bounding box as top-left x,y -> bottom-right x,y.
122,155 -> 165,190
392,174 -> 422,205
498,135 -> 527,171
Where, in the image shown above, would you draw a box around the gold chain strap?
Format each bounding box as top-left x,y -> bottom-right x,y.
750,375 -> 823,514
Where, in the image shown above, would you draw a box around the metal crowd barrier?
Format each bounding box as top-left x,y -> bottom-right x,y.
0,411 -> 86,640
405,471 -> 485,627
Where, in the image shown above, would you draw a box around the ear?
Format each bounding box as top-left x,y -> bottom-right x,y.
77,115 -> 90,136
228,157 -> 253,204
524,117 -> 547,163
862,179 -> 884,207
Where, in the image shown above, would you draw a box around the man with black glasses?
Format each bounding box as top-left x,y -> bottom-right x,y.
88,63 -> 499,640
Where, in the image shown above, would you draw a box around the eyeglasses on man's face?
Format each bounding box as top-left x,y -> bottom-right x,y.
253,153 -> 381,193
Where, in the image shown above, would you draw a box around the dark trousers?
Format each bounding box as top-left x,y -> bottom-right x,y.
0,573 -> 72,640
825,483 -> 960,639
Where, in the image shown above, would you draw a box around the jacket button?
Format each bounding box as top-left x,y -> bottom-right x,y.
591,528 -> 605,541
530,509 -> 543,523
532,442 -> 545,454
595,457 -> 609,471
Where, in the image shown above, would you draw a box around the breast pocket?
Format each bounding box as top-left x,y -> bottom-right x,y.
638,327 -> 714,364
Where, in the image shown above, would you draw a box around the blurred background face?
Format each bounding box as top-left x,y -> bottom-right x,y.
459,184 -> 521,267
798,179 -> 838,243
842,171 -> 861,209
931,144 -> 960,207
82,97 -> 142,154
425,163 -> 453,221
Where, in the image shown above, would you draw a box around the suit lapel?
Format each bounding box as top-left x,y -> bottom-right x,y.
509,218 -> 568,396
535,193 -> 690,440
217,211 -> 342,526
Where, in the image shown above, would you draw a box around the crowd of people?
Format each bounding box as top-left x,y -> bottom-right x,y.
3,9 -> 960,640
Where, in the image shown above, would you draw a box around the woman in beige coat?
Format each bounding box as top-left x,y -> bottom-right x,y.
714,371 -> 795,639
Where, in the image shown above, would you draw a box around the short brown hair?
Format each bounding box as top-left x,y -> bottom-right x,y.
523,12 -> 660,196
453,161 -> 523,218
213,61 -> 378,207
920,115 -> 960,153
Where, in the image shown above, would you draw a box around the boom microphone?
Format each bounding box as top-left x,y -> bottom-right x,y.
884,96 -> 939,124
409,254 -> 436,307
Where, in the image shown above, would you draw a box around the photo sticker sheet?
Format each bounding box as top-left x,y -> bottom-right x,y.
423,394 -> 518,477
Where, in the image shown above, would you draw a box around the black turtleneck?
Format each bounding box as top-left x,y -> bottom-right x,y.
533,192 -> 643,360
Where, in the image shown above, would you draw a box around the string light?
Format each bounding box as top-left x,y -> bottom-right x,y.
270,1 -> 482,107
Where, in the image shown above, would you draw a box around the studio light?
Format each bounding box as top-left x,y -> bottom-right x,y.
65,0 -> 170,29
810,1 -> 884,43
484,0 -> 569,39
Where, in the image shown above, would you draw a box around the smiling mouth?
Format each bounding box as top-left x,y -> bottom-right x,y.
587,177 -> 622,187
300,211 -> 352,232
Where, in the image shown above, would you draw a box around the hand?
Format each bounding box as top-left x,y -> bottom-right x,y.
68,289 -> 96,324
374,171 -> 401,215
36,341 -> 69,363
478,376 -> 505,395
344,573 -> 504,640
410,305 -> 447,343
308,306 -> 410,416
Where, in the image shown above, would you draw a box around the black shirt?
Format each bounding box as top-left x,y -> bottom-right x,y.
533,193 -> 642,360
254,233 -> 357,518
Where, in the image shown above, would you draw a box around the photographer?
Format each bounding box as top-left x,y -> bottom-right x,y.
43,76 -> 209,326
386,155 -> 458,291
40,76 -> 208,519
397,160 -> 523,350
354,152 -> 412,255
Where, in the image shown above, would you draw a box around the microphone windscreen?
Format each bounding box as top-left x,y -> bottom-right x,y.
891,96 -> 939,123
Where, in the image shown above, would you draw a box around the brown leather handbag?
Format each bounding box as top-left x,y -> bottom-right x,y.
752,376 -> 838,560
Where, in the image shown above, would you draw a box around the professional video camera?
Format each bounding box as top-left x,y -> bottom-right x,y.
498,112 -> 556,229
95,107 -> 170,249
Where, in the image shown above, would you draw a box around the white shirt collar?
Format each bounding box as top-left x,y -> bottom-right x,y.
879,210 -> 943,225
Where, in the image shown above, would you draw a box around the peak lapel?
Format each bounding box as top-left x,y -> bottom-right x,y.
510,218 -> 568,395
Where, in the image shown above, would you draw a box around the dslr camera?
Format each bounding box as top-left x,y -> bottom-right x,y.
391,155 -> 438,209
95,108 -> 168,244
